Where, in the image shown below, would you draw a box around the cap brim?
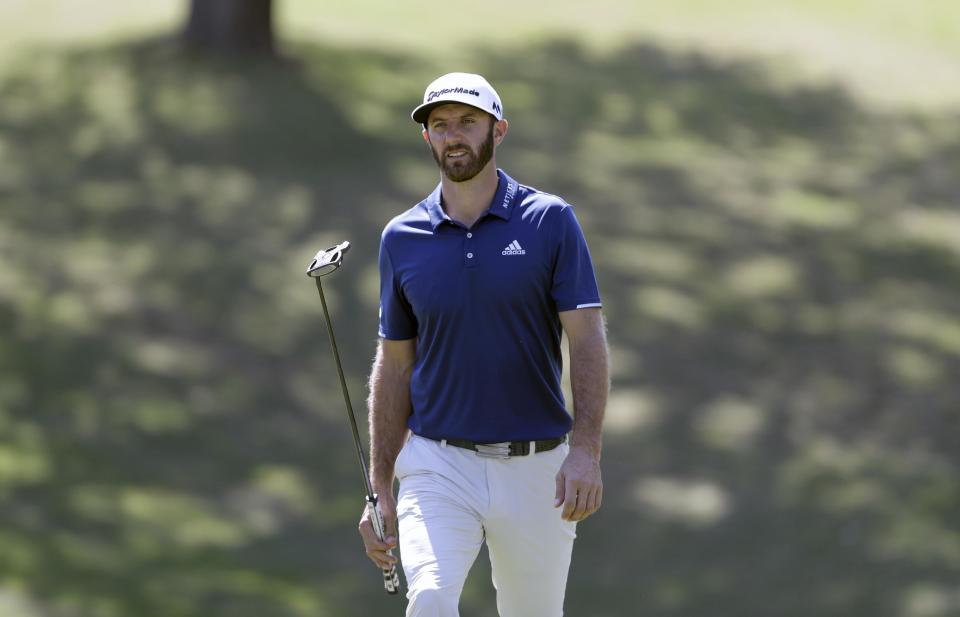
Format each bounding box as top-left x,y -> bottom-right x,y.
410,101 -> 443,124
410,99 -> 497,124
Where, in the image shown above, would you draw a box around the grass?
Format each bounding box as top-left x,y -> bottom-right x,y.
4,1 -> 960,108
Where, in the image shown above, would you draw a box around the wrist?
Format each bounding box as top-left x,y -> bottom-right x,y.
568,436 -> 602,461
369,471 -> 395,495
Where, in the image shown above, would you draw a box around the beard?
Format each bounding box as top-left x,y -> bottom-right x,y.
430,123 -> 495,183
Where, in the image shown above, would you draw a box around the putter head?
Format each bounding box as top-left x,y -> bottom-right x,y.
306,241 -> 351,278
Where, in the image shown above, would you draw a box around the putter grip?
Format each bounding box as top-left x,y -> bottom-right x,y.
368,496 -> 401,595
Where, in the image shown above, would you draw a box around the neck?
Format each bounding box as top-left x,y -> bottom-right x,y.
440,162 -> 500,227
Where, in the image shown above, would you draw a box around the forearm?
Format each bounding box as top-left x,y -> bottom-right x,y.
367,341 -> 414,494
568,326 -> 609,460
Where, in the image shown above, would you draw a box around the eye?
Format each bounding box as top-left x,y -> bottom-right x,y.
463,116 -> 475,124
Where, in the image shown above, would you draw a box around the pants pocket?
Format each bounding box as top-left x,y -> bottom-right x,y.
393,435 -> 414,480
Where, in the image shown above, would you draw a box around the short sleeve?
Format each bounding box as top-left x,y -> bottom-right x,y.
551,206 -> 602,311
378,238 -> 418,339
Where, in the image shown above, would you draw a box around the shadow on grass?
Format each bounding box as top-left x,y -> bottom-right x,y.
0,35 -> 958,617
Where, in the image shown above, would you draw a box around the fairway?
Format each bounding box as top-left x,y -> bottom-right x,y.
3,1 -> 960,108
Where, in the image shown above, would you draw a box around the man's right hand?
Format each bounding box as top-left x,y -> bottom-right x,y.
358,491 -> 398,570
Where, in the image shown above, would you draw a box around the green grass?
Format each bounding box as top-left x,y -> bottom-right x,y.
281,0 -> 960,54
287,0 -> 960,109
4,0 -> 960,108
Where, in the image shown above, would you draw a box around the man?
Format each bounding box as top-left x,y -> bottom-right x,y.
358,72 -> 609,617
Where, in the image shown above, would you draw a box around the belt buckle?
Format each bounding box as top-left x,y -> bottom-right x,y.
474,442 -> 511,459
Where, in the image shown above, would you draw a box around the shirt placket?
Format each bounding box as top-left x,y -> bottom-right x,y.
464,226 -> 478,269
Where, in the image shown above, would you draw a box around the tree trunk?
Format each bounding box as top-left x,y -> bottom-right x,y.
183,0 -> 275,54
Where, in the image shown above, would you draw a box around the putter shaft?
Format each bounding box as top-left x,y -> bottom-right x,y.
314,277 -> 400,595
315,277 -> 373,497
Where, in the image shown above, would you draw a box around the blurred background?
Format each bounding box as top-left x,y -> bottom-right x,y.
1,1 -> 959,616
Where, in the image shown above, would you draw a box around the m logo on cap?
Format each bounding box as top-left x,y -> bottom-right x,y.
492,101 -> 501,114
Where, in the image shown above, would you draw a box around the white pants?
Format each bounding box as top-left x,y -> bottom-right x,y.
395,434 -> 577,617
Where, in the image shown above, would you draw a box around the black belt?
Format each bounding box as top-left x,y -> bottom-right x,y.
425,435 -> 567,458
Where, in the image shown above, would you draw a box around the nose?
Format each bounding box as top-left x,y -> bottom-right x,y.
442,120 -> 466,142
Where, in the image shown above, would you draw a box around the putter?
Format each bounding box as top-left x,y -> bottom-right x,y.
306,241 -> 401,596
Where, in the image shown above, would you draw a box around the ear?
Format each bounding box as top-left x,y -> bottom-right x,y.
493,119 -> 509,146
422,128 -> 431,144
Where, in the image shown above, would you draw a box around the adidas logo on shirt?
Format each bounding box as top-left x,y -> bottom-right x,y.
502,240 -> 526,256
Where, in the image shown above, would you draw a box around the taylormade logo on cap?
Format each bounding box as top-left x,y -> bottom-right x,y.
411,72 -> 504,124
427,87 -> 480,103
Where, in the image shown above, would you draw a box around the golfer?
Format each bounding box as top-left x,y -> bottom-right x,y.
359,72 -> 609,617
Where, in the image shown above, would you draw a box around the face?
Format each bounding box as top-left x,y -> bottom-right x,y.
423,104 -> 499,183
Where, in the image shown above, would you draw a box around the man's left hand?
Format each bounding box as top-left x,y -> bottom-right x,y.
554,445 -> 603,522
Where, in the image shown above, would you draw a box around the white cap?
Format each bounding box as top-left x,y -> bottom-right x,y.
411,72 -> 503,124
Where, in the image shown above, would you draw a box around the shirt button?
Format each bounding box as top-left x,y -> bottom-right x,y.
467,252 -> 474,258
467,232 -> 473,238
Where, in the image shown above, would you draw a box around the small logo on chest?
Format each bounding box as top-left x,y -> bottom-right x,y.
502,240 -> 526,256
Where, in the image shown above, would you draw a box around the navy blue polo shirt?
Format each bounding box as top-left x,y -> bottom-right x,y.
378,169 -> 601,443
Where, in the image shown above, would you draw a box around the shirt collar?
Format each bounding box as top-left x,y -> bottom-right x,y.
423,169 -> 520,230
